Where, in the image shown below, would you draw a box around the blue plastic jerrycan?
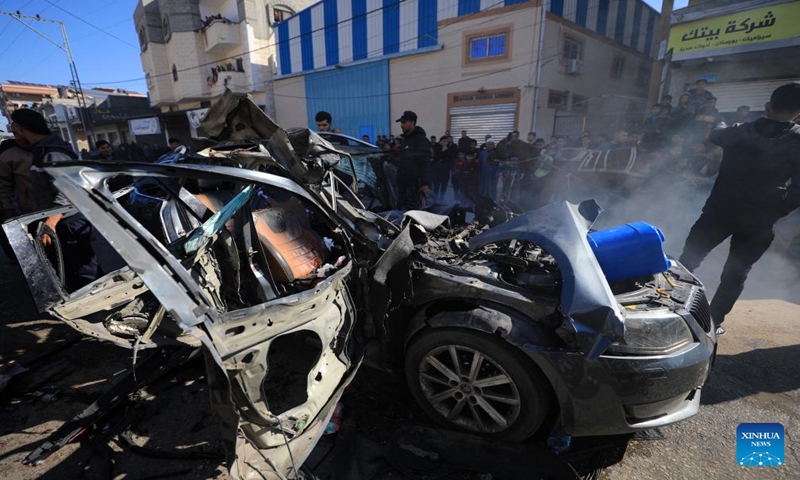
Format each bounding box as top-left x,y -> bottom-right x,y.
587,222 -> 670,282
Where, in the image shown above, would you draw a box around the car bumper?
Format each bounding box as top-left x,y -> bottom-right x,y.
523,328 -> 716,437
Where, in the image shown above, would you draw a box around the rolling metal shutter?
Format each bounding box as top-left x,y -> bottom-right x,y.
709,79 -> 800,113
449,103 -> 517,140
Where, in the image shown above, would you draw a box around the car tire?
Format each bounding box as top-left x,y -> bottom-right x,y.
405,327 -> 552,442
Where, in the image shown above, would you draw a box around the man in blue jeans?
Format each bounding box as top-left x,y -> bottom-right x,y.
679,83 -> 800,335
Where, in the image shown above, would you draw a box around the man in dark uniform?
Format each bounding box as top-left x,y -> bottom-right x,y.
10,108 -> 101,291
679,83 -> 800,335
392,110 -> 431,210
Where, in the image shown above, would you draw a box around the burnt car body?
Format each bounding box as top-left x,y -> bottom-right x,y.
4,93 -> 716,478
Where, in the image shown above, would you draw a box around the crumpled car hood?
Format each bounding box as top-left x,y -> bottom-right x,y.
469,199 -> 625,360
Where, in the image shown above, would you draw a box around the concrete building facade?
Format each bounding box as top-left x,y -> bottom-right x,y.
272,0 -> 660,141
133,0 -> 317,132
665,0 -> 800,118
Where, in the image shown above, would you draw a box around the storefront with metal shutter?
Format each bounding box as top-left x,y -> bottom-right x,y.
706,79 -> 800,114
447,89 -> 519,140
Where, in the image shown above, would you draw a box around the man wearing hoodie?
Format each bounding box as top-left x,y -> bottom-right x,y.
393,110 -> 431,210
10,108 -> 101,291
679,83 -> 800,335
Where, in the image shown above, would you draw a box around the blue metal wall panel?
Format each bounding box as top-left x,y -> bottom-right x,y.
299,11 -> 314,71
630,0 -> 642,51
644,8 -> 655,55
324,0 -> 339,65
278,0 -> 658,78
384,0 -> 400,54
418,0 -> 438,48
575,0 -> 589,27
614,0 -> 627,43
597,0 -> 609,36
305,61 -> 390,138
352,0 -> 368,60
458,0 -> 480,16
277,22 -> 292,75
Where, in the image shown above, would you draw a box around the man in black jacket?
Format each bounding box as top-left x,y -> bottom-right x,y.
393,110 -> 431,210
679,83 -> 800,335
10,108 -> 101,291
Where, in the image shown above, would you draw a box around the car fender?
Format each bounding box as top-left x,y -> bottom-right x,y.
405,300 -> 566,355
404,301 -> 569,416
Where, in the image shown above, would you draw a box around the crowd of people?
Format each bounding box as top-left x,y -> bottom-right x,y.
77,140 -> 182,163
349,79 -> 763,213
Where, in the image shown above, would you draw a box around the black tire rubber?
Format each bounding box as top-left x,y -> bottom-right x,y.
404,327 -> 553,442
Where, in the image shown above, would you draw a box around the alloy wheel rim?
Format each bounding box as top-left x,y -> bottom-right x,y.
418,344 -> 522,434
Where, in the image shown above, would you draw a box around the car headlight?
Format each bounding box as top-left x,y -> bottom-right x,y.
606,310 -> 693,355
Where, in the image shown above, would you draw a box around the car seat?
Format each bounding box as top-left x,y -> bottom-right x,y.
252,208 -> 326,283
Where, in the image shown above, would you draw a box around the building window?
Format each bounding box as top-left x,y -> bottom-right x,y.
572,94 -> 589,113
162,15 -> 171,42
463,25 -> 512,65
172,64 -> 178,82
470,33 -> 506,60
236,58 -> 244,72
563,36 -> 582,60
548,90 -> 568,110
611,56 -> 625,79
138,26 -> 148,52
637,64 -> 650,87
271,5 -> 294,24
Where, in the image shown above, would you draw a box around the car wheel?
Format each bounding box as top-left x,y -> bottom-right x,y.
405,328 -> 552,442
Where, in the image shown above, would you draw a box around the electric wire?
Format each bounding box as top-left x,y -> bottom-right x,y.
42,0 -> 138,49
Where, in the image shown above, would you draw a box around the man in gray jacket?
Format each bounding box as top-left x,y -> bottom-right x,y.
679,83 -> 800,335
0,139 -> 34,261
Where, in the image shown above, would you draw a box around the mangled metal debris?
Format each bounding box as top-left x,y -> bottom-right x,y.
4,91 -> 716,479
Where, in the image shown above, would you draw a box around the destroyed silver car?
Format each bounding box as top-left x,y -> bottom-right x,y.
4,93 -> 716,478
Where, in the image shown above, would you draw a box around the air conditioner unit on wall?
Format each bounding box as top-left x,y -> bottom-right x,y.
566,59 -> 583,75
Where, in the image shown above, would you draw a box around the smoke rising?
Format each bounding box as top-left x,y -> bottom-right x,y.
588,171 -> 800,306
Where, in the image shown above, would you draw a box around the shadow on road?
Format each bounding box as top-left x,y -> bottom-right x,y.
702,344 -> 800,405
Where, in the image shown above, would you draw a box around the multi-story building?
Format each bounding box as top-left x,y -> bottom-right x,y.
271,0 -> 661,140
665,0 -> 800,118
133,0 -> 317,140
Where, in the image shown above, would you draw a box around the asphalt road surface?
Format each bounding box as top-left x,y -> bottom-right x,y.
0,239 -> 798,479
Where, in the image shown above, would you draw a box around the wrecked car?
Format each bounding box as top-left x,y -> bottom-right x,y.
4,92 -> 716,478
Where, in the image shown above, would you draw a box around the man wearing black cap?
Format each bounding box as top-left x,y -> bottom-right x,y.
10,108 -> 101,291
392,110 -> 431,210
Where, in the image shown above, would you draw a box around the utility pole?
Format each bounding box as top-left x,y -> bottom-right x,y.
0,10 -> 93,150
648,0 -> 675,108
